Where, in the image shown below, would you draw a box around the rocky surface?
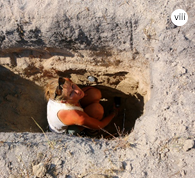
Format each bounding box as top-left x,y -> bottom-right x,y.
0,0 -> 195,177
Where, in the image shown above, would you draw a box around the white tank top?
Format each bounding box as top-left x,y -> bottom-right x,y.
47,99 -> 84,133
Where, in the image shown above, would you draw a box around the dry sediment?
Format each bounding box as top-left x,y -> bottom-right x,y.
0,0 -> 195,177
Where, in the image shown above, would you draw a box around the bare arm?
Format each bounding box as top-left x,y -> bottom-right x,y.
58,109 -> 117,130
78,110 -> 116,130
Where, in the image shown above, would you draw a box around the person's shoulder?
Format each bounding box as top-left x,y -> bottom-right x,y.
58,109 -> 83,125
58,109 -> 76,115
81,86 -> 94,92
58,109 -> 84,118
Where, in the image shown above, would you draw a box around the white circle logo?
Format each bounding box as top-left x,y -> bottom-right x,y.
171,9 -> 188,26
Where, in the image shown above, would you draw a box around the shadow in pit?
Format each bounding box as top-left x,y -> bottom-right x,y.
82,85 -> 144,138
0,65 -> 47,132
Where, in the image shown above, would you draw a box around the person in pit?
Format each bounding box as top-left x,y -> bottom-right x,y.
44,76 -> 118,135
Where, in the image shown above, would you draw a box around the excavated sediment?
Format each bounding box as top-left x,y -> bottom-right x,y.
0,0 -> 194,177
0,48 -> 150,137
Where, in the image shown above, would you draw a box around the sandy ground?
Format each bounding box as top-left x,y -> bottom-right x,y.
0,0 -> 195,177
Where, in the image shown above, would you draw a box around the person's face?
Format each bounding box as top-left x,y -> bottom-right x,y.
61,79 -> 84,104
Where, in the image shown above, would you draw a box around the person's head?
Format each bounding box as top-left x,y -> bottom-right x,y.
44,77 -> 84,104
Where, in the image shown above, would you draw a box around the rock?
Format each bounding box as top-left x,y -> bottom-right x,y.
0,57 -> 11,65
53,157 -> 62,166
32,163 -> 47,178
125,163 -> 133,171
46,173 -> 53,178
6,95 -> 17,102
85,175 -> 108,178
178,159 -> 187,167
177,65 -> 187,76
180,170 -> 187,177
8,175 -> 17,178
16,57 -> 30,69
183,139 -> 194,151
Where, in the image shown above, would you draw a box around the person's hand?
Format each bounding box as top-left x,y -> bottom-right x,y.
110,105 -> 119,117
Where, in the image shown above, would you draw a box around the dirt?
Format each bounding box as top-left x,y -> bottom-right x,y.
0,0 -> 194,177
0,48 -> 149,137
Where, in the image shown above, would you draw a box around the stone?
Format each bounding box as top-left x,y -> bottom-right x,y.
32,163 -> 47,178
8,175 -> 17,178
180,170 -> 187,177
16,57 -> 30,69
85,175 -> 108,178
183,139 -> 194,151
0,57 -> 11,65
53,157 -> 62,166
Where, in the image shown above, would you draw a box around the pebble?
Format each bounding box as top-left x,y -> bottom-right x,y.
180,170 -> 187,177
88,76 -> 96,82
32,162 -> 47,177
125,163 -> 133,171
85,175 -> 108,178
8,175 -> 17,178
178,159 -> 187,167
178,66 -> 187,76
6,95 -> 16,101
0,57 -> 11,65
183,139 -> 194,151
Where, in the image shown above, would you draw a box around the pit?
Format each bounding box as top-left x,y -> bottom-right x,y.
0,48 -> 150,138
